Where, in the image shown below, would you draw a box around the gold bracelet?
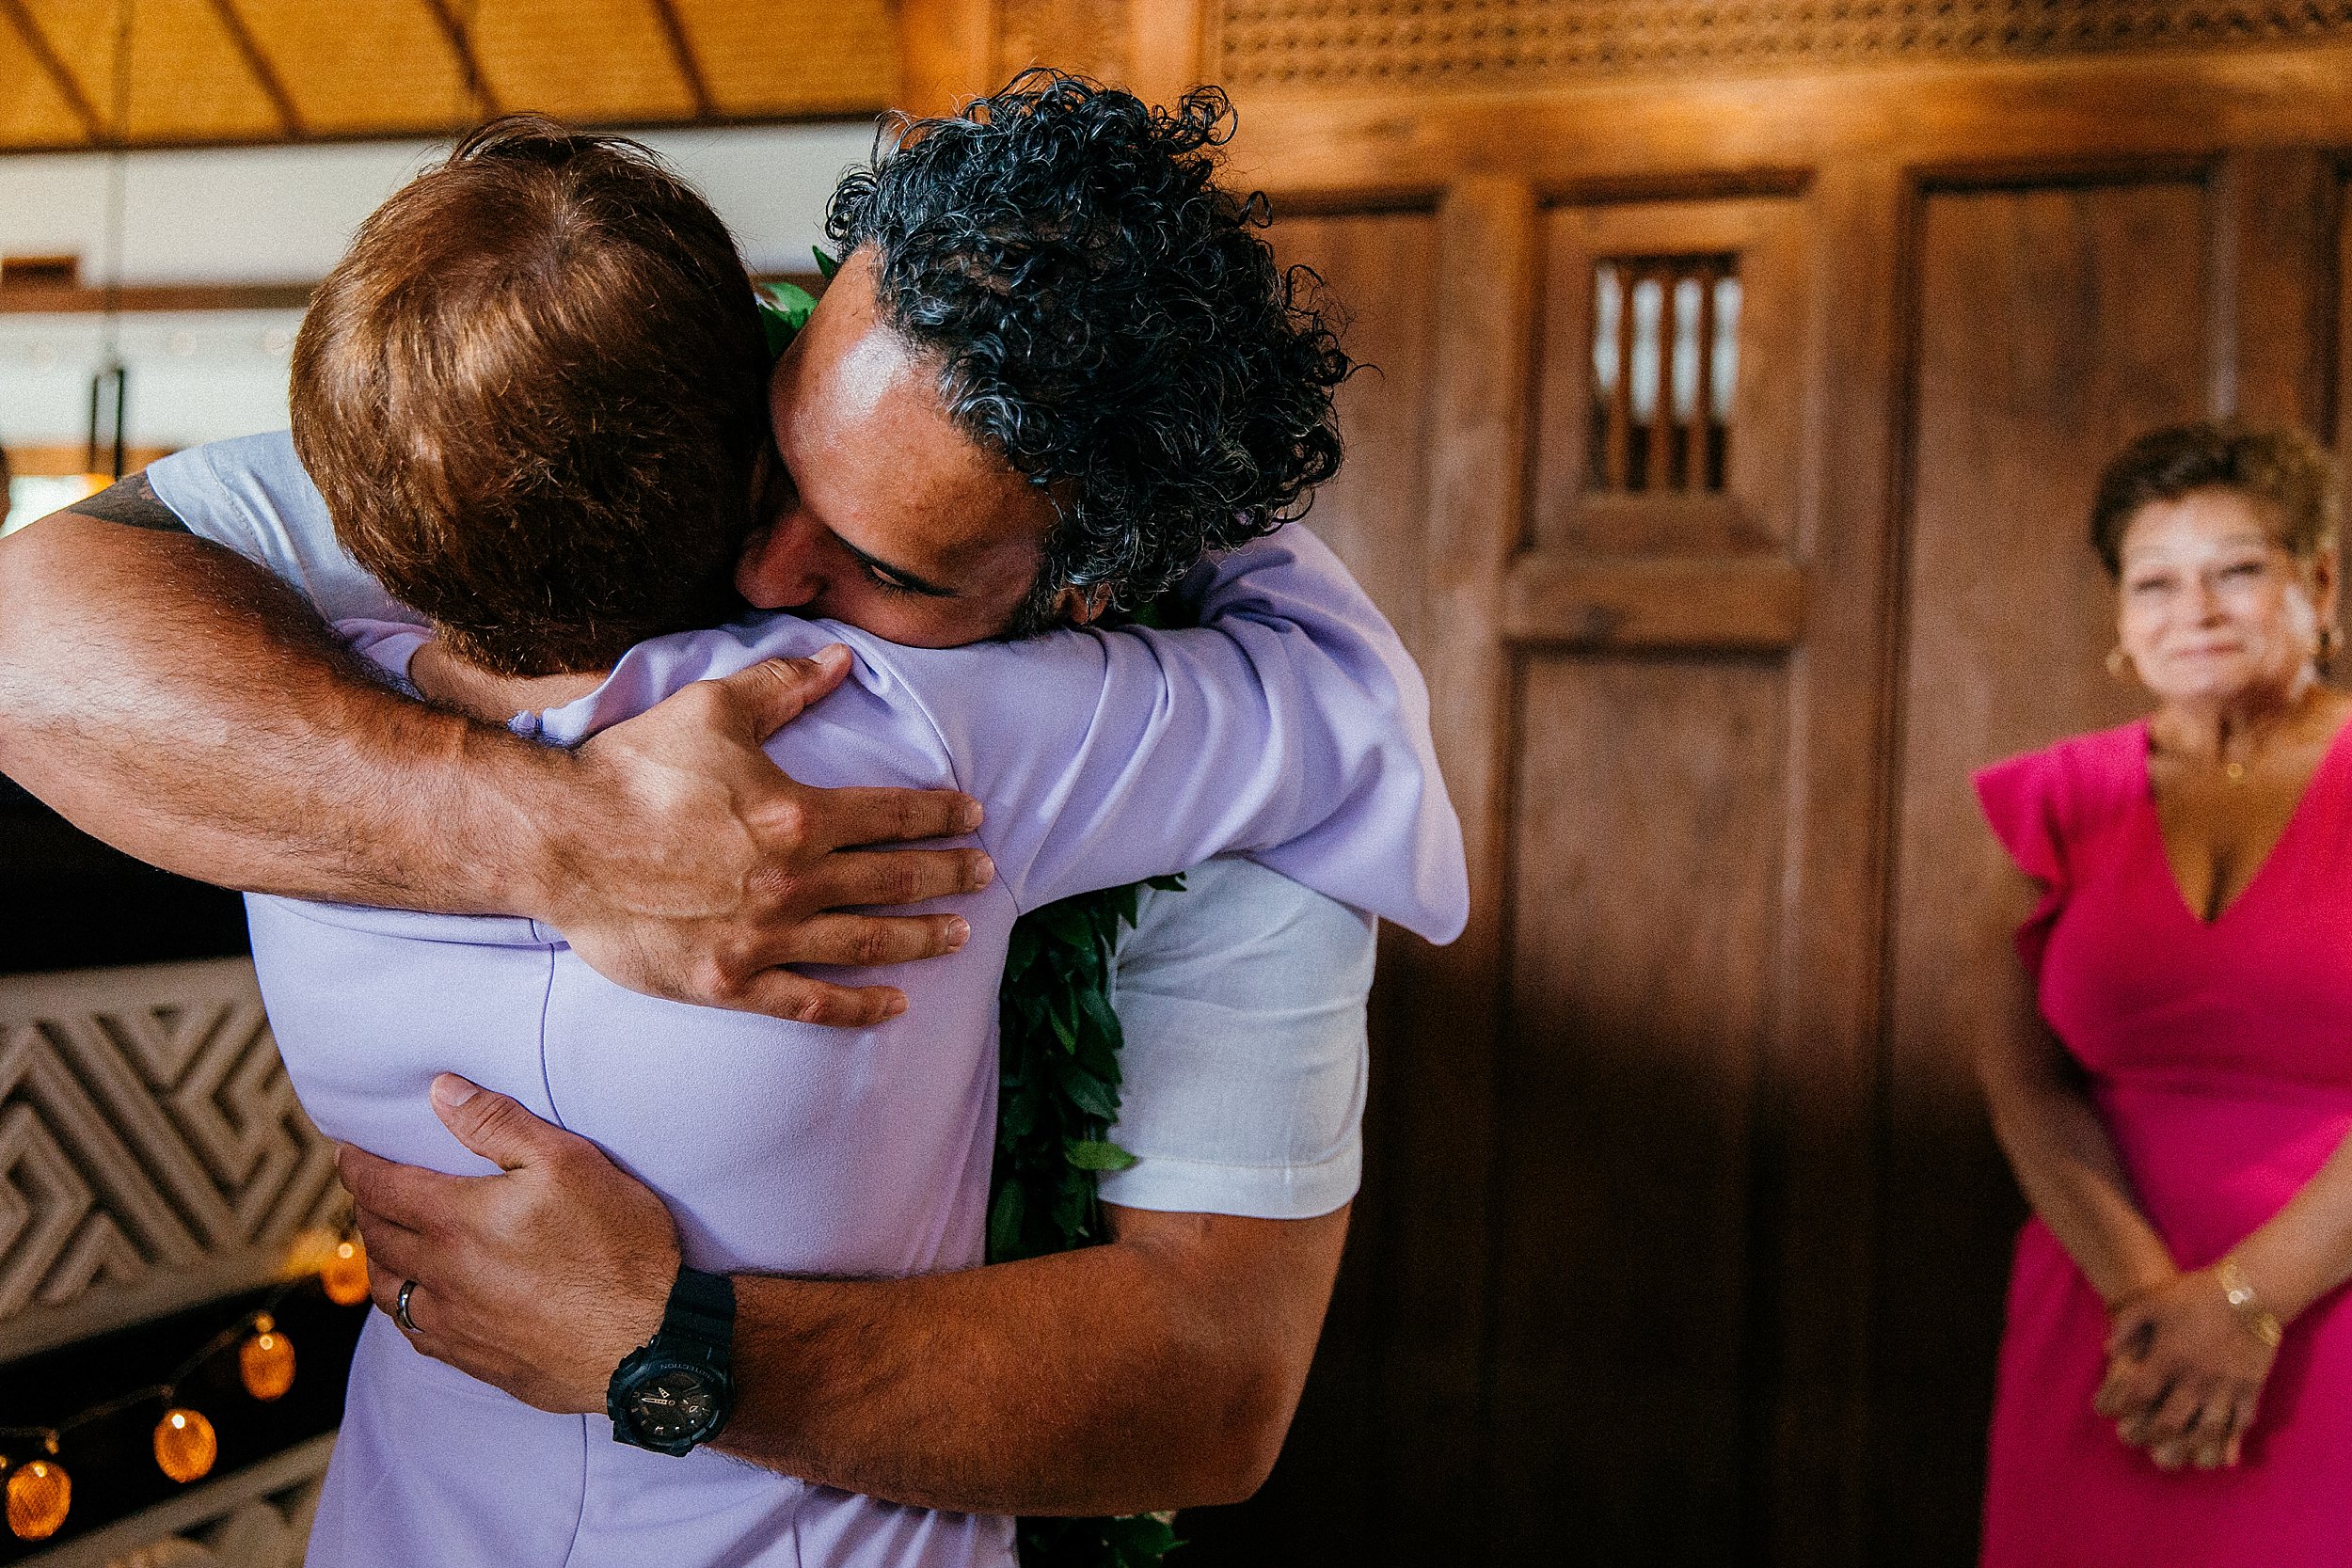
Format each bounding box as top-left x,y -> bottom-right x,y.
2217,1258 -> 2283,1349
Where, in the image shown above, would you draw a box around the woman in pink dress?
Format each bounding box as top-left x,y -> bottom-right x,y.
1975,420 -> 2352,1566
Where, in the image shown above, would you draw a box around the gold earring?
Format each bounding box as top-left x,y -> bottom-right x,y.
2106,645 -> 2134,683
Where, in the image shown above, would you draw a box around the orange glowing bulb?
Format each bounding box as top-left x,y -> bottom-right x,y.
320,1238 -> 371,1307
152,1408 -> 217,1484
7,1459 -> 71,1541
240,1316 -> 296,1402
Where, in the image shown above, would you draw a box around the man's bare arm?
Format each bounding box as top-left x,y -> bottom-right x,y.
0,504 -> 541,906
723,1203 -> 1346,1513
0,497 -> 992,1023
344,1076 -> 1347,1515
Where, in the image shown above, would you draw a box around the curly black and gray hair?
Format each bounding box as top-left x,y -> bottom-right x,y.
825,71 -> 1353,631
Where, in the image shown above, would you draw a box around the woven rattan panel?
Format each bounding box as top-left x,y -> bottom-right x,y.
1216,1 -> 2352,89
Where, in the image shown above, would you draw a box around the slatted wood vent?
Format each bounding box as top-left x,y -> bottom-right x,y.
1590,256 -> 1740,494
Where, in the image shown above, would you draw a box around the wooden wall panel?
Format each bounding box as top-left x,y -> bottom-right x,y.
996,0 -> 1133,87
1187,40 -> 2352,1568
1486,652 -> 1789,1561
1870,178 -> 2212,1564
2340,170 -> 2352,463
1176,207 -> 1441,1567
2208,149 -> 2339,432
1370,174 -> 1534,1560
1210,0 -> 2352,93
1273,211 -> 1438,658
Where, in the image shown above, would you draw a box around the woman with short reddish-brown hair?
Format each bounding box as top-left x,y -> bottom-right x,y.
1975,420 -> 2352,1565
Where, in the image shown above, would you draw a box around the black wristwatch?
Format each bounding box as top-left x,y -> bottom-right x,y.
607,1264 -> 737,1456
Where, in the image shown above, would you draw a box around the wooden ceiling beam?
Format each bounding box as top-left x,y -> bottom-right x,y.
647,0 -> 716,120
0,0 -> 106,144
207,0 -> 305,139
419,0 -> 500,120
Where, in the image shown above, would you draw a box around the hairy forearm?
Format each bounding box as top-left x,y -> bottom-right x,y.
717,1205 -> 1346,1516
0,515 -> 556,911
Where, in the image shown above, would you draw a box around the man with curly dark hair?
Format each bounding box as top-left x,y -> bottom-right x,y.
723,73 -> 1352,651
0,74 -> 1427,1558
815,71 -> 1347,633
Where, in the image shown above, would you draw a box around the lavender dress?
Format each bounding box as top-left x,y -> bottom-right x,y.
235,525 -> 1467,1568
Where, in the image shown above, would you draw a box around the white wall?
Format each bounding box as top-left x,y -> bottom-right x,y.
0,120 -> 882,467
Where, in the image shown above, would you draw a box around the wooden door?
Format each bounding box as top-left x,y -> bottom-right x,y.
1172,176 -> 1860,1567
906,9 -> 2352,1563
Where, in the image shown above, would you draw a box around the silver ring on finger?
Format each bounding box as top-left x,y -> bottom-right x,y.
395,1278 -> 421,1336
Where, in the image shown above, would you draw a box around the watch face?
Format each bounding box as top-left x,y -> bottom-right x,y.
628,1369 -> 718,1443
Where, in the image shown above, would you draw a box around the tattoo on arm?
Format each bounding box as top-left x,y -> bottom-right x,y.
65,472 -> 189,534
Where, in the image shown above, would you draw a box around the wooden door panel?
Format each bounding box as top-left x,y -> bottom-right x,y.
1870,178 -> 2212,1563
1530,196 -> 1810,559
1270,209 -> 1439,660
1486,652 -> 1790,1561
2337,169 -> 2352,456
1176,206 -> 1443,1568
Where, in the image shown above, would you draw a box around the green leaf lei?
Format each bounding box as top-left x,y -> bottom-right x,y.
758,268 -> 1185,1567
992,877 -> 1186,1568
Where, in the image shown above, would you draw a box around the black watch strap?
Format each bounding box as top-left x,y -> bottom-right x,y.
661,1266 -> 736,1353
607,1264 -> 737,1457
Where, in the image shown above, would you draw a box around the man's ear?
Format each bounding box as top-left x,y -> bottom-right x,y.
1051,582 -> 1117,626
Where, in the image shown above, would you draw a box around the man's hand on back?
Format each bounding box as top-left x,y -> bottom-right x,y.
532,645 -> 996,1028
341,1074 -> 675,1415
0,514 -> 991,1028
342,1076 -> 1346,1515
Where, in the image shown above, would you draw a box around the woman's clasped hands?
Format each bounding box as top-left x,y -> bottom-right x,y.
2095,1264 -> 2279,1472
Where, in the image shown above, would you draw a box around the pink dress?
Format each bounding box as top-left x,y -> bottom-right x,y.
1976,721 -> 2352,1566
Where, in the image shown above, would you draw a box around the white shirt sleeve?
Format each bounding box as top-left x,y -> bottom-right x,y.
145,431 -> 411,625
1095,858 -> 1375,1219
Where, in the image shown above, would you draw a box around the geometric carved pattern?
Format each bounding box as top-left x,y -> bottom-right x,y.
1216,0 -> 2352,89
0,960 -> 340,1329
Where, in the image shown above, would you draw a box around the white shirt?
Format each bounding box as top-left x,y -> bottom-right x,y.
150,434 -> 1371,1220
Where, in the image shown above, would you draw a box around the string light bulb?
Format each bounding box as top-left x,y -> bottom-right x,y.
320,1237 -> 370,1307
152,1408 -> 216,1484
6,1457 -> 70,1541
239,1314 -> 296,1402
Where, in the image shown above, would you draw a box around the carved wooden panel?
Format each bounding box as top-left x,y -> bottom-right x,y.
1875,178 -> 2210,1562
1531,197 -> 1807,560
0,960 -> 341,1350
1487,651 -> 1789,1559
1589,256 -> 1739,495
1216,0 -> 2352,90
